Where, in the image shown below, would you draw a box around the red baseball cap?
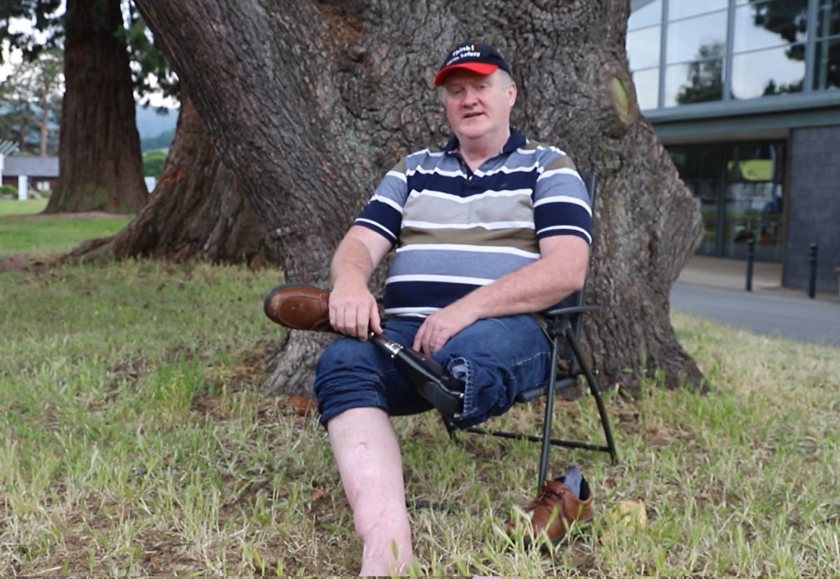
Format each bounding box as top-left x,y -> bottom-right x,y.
434,41 -> 512,87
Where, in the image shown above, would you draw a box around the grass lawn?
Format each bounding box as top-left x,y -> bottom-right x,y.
0,215 -> 837,575
0,199 -> 132,258
0,198 -> 49,216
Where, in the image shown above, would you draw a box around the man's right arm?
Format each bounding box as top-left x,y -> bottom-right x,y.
329,225 -> 393,339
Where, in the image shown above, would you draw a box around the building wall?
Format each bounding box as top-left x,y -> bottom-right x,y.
785,125 -> 840,293
1,176 -> 59,192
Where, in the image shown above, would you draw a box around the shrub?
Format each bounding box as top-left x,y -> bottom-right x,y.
142,148 -> 169,178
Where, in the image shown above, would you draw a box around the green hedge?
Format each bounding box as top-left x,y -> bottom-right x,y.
142,148 -> 169,178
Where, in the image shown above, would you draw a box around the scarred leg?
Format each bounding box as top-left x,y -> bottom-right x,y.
327,407 -> 414,576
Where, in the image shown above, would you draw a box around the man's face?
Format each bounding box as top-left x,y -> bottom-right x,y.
440,69 -> 517,143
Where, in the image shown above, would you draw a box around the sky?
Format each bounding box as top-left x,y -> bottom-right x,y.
0,18 -> 35,82
1,0 -> 64,79
0,0 -> 175,107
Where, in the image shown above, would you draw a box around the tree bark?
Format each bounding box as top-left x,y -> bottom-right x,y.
134,0 -> 705,396
46,0 -> 147,214
85,91 -> 274,265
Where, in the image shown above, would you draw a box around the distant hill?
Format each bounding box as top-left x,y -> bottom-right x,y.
136,105 -> 179,138
1,104 -> 178,152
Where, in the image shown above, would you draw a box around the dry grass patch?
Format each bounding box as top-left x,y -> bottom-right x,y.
1,262 -> 838,575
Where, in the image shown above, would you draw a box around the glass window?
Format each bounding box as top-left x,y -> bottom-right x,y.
627,27 -> 662,70
734,0 -> 807,53
666,141 -> 785,262
668,144 -> 727,257
694,179 -> 724,256
813,38 -> 840,89
731,44 -> 806,99
668,0 -> 728,21
666,11 -> 728,64
668,145 -> 726,180
817,0 -> 840,39
632,68 -> 660,109
629,0 -> 662,30
728,143 -> 780,182
664,59 -> 724,106
723,143 -> 786,261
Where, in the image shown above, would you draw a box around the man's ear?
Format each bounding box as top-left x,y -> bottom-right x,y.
508,81 -> 518,105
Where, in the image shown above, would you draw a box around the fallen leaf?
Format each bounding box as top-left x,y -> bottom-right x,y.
288,394 -> 317,416
610,500 -> 647,529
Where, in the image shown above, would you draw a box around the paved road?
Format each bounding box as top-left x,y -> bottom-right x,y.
670,283 -> 840,347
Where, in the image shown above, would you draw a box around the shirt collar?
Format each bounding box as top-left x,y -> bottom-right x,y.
442,129 -> 526,156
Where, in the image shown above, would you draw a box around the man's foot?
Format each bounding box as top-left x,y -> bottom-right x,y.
263,283 -> 333,332
522,465 -> 593,545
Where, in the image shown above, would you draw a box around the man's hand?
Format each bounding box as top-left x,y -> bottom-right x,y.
329,282 -> 382,339
411,236 -> 589,355
328,225 -> 392,340
412,305 -> 478,356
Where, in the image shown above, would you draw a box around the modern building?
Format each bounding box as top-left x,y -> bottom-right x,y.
628,0 -> 840,294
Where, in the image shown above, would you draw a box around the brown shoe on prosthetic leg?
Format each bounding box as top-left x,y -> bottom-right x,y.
263,283 -> 333,332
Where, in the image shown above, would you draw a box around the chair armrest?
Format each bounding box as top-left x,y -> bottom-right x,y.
543,305 -> 601,318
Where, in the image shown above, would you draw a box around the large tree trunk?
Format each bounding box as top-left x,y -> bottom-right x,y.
134,0 -> 705,396
85,91 -> 275,265
46,0 -> 147,214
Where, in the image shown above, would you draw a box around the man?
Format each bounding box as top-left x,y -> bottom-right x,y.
268,41 -> 592,575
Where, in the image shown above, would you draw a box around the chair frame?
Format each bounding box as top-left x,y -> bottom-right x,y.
443,173 -> 618,492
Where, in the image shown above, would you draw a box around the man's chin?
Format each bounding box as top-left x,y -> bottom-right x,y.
454,125 -> 488,141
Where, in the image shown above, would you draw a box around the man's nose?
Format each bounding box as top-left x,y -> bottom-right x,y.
461,88 -> 478,106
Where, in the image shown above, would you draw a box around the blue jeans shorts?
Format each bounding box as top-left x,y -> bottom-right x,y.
313,314 -> 552,429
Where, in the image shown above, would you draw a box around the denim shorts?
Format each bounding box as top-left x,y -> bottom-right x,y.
313,314 -> 551,429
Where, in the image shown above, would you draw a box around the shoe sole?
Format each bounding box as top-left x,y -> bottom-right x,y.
263,283 -> 333,332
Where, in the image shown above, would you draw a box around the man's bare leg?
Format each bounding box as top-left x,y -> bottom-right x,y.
327,407 -> 413,576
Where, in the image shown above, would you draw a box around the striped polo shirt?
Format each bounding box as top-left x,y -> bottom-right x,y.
355,130 -> 592,317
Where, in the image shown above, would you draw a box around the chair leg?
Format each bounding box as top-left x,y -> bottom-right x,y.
446,327 -> 618,489
536,335 -> 561,494
564,327 -> 618,464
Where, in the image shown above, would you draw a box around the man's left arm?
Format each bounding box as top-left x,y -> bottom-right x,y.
412,235 -> 590,355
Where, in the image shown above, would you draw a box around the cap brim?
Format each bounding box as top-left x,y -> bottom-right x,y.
434,62 -> 499,86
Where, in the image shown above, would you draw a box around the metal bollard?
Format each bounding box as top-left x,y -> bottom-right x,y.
745,236 -> 755,292
808,243 -> 818,299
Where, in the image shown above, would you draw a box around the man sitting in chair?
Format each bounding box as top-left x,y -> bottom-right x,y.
267,41 -> 592,575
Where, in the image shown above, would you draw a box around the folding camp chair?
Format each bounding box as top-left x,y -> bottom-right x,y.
443,173 -> 618,492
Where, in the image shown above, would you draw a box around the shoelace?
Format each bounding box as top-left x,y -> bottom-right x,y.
525,482 -> 566,511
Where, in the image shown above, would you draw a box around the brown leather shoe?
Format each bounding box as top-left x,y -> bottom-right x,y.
524,474 -> 593,545
263,283 -> 333,332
